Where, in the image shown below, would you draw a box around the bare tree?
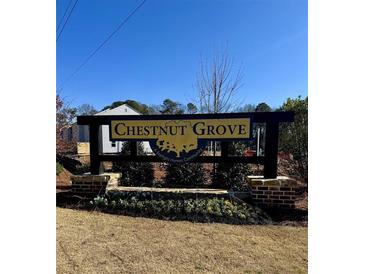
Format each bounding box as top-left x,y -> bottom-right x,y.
195,50 -> 244,172
196,50 -> 244,114
77,104 -> 97,115
56,95 -> 77,155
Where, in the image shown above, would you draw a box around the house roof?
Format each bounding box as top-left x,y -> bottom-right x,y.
119,103 -> 142,114
94,104 -> 142,116
68,104 -> 143,126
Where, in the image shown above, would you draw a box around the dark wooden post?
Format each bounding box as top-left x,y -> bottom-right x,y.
221,141 -> 229,157
130,141 -> 137,156
89,123 -> 102,175
263,121 -> 279,178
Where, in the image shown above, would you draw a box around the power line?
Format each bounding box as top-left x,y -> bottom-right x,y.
56,0 -> 74,32
56,0 -> 79,42
57,0 -> 147,92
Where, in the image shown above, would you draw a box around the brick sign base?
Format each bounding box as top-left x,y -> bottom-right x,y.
246,175 -> 300,209
70,173 -> 300,210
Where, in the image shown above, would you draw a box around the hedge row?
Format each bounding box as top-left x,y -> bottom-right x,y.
90,194 -> 271,225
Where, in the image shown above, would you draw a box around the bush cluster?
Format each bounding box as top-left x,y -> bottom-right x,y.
74,163 -> 90,175
163,162 -> 206,187
91,194 -> 270,225
112,142 -> 154,186
212,142 -> 250,190
111,141 -> 250,190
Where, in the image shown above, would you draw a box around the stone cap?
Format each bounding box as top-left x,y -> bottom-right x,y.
246,175 -> 299,187
71,174 -> 111,183
102,173 -> 122,181
107,186 -> 229,194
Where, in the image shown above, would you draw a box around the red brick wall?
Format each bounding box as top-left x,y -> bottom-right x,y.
71,175 -> 110,196
249,185 -> 299,209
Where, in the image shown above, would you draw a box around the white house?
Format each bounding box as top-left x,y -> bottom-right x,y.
60,104 -> 153,155
95,104 -> 152,154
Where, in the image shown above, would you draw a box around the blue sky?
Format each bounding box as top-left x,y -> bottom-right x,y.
56,0 -> 307,111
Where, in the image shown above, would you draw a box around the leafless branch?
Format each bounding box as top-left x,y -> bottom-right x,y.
195,49 -> 244,114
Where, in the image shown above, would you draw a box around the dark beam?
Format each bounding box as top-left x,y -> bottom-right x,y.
77,111 -> 294,125
98,154 -> 265,164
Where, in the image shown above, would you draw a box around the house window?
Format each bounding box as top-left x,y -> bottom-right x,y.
111,141 -> 116,147
78,125 -> 89,142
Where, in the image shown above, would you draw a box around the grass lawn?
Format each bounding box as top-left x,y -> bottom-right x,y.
57,208 -> 307,273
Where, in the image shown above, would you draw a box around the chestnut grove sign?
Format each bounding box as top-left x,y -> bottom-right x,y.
77,112 -> 294,178
110,118 -> 251,162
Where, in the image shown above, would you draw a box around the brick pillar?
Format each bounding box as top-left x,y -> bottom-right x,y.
246,175 -> 301,209
70,173 -> 122,196
71,174 -> 111,196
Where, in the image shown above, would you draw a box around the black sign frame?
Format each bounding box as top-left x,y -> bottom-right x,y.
77,111 -> 294,178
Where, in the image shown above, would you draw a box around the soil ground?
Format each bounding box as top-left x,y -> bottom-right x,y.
57,207 -> 307,274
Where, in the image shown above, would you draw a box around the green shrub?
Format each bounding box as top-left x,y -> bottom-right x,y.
112,142 -> 154,186
74,163 -> 90,175
56,162 -> 63,176
163,162 -> 206,187
278,96 -> 308,182
212,142 -> 249,190
91,196 -> 108,208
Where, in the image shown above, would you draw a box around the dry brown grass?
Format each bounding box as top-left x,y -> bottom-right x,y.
57,208 -> 307,274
